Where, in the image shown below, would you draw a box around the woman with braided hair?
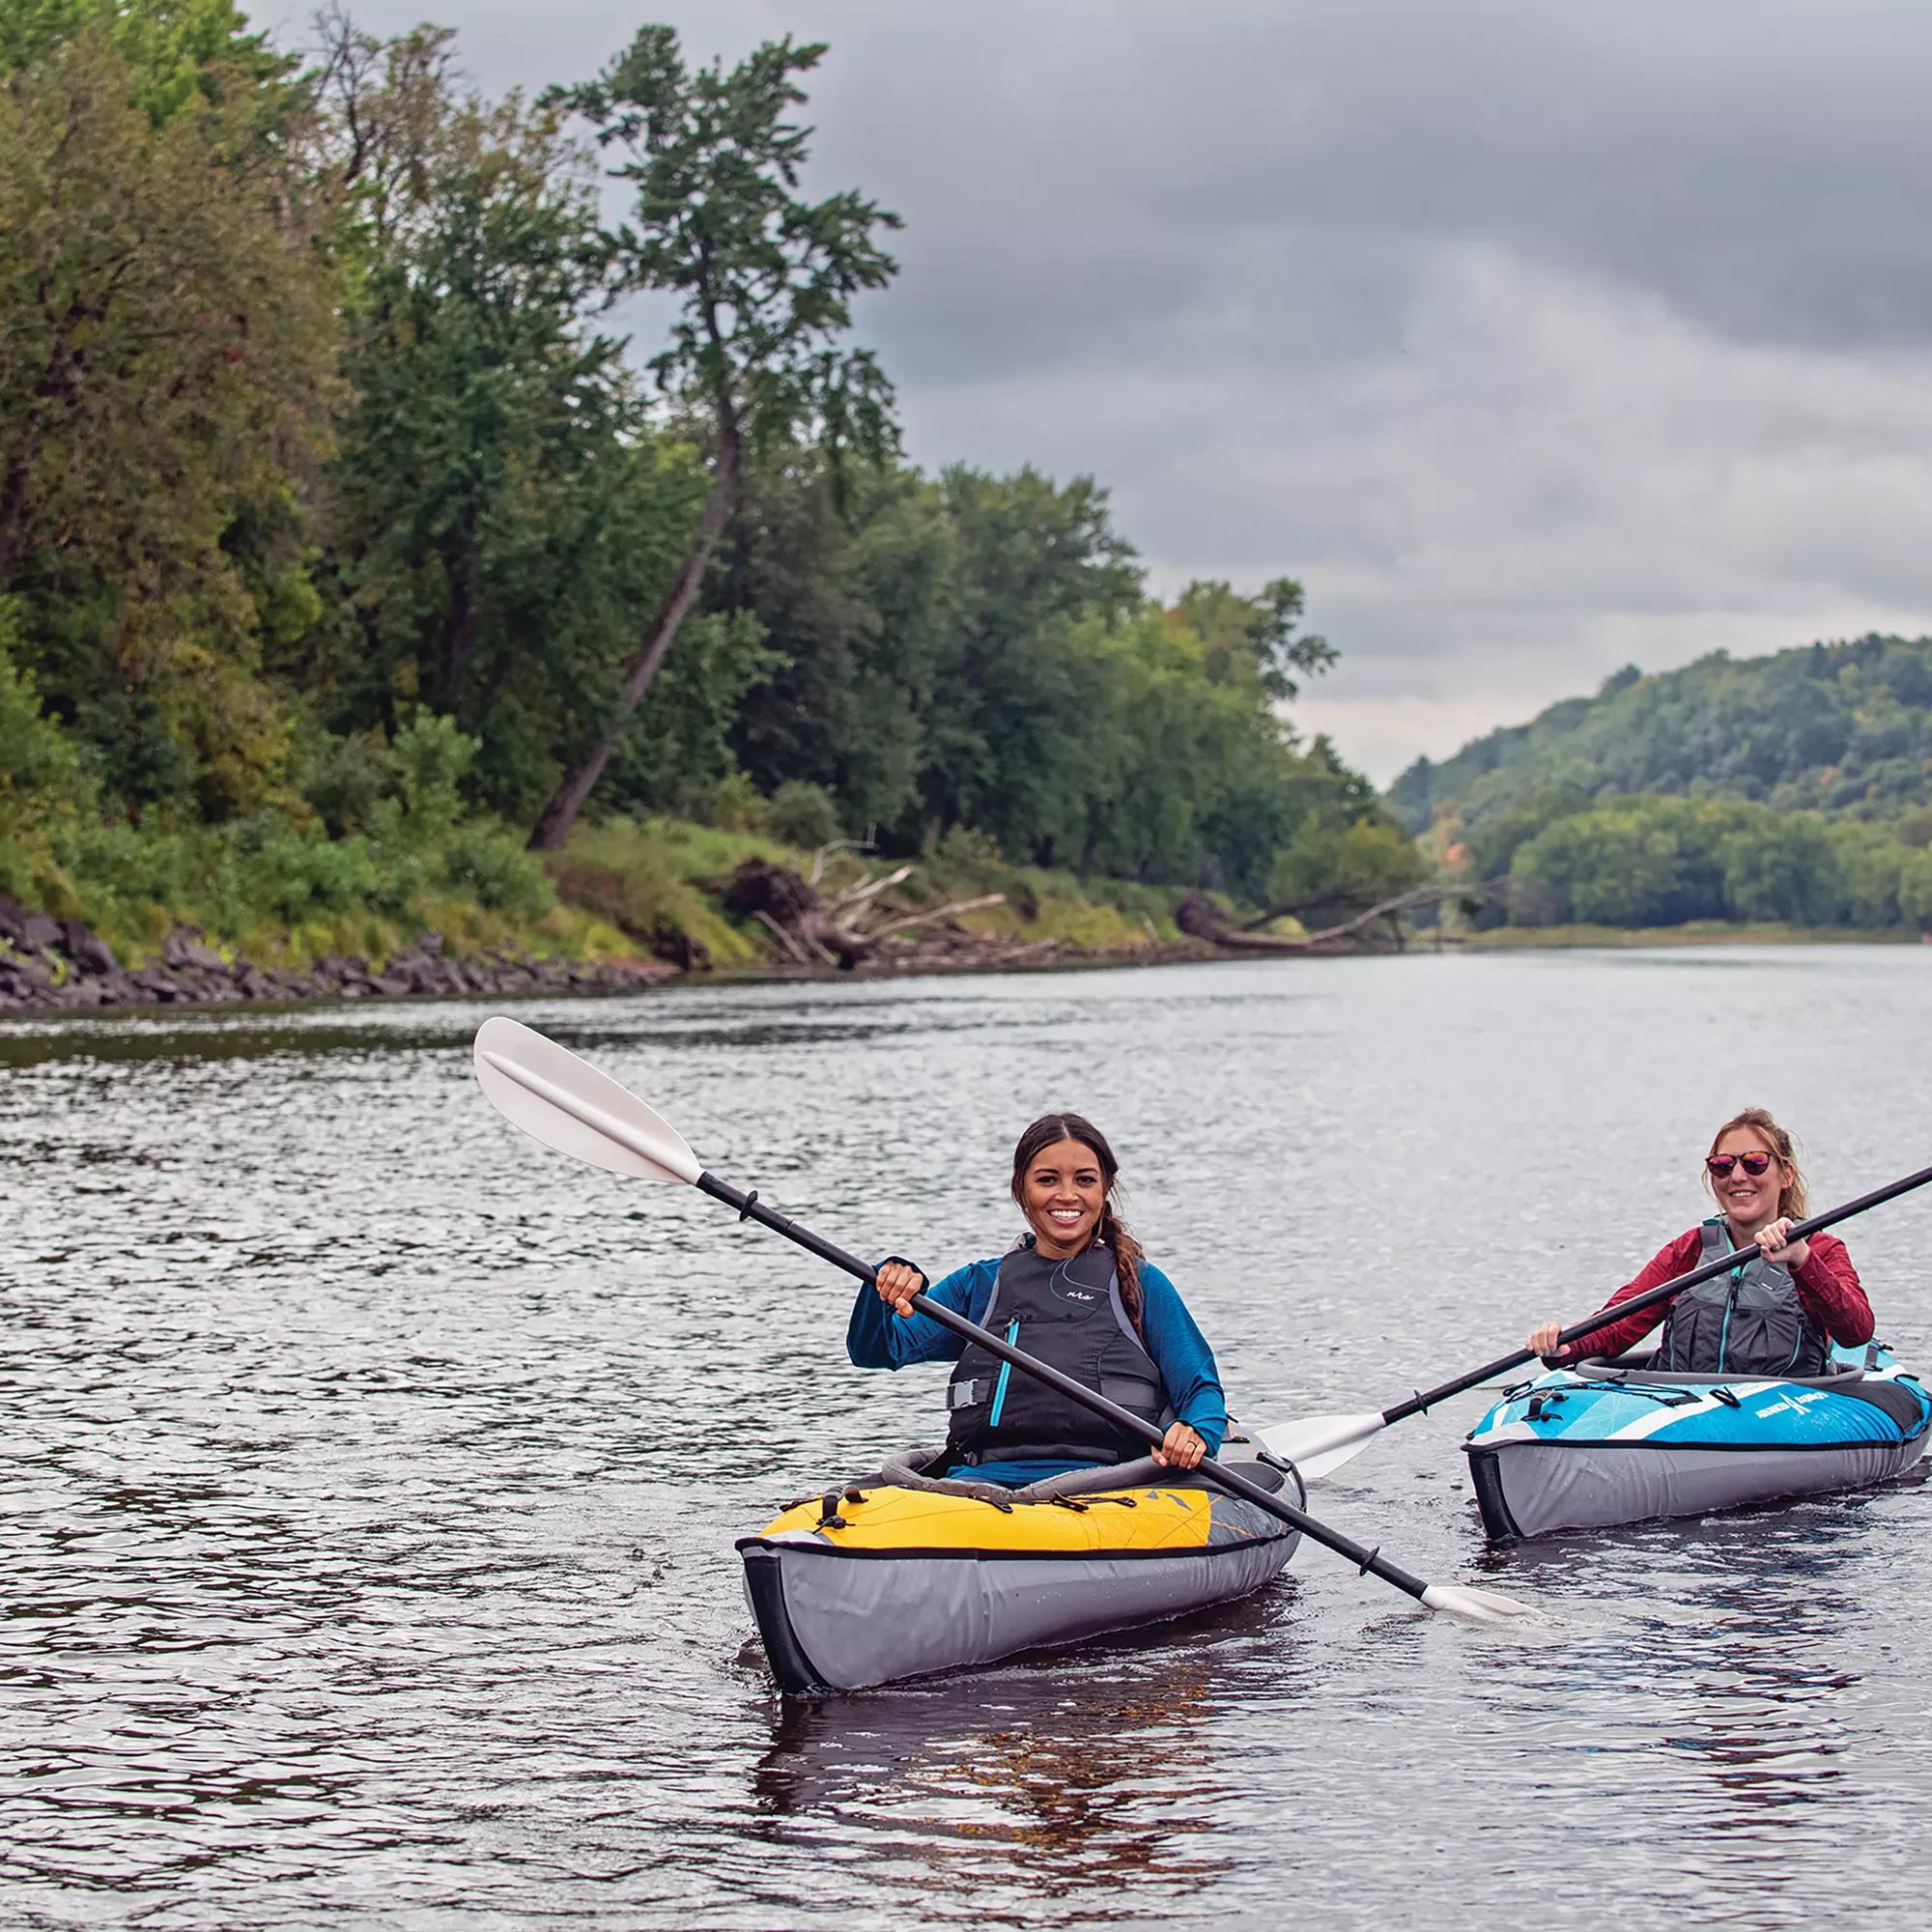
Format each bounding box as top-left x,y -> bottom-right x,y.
850,1113 -> 1228,1487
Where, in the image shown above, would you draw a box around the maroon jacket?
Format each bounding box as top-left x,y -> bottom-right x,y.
1556,1227 -> 1872,1364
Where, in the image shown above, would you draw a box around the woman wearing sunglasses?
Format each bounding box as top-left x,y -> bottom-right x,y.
1523,1107 -> 1873,1375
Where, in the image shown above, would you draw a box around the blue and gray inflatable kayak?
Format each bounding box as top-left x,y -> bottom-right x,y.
1463,1343 -> 1931,1541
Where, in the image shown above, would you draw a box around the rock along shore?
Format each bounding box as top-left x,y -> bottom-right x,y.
0,897 -> 673,1019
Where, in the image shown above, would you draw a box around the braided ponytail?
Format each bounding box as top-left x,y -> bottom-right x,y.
1010,1111 -> 1146,1336
1099,1200 -> 1146,1336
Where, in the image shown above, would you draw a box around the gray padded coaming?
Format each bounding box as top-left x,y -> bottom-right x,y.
1574,1354 -> 1865,1390
843,1431 -> 1287,1504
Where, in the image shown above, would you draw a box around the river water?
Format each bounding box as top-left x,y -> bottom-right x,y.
3,946 -> 1929,1930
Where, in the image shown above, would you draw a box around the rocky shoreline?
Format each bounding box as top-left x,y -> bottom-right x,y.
0,898 -> 673,1018
0,862 -> 1443,1021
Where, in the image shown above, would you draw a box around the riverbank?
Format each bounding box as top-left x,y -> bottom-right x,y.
0,815 -> 1227,1017
1463,920 -> 1926,949
10,840 -> 1926,1019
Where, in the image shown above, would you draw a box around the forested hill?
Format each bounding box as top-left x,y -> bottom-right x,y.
1389,636 -> 1932,835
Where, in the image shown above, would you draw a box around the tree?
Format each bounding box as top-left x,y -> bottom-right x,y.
1,0 -> 278,117
526,27 -> 901,848
0,24 -> 341,818
308,22 -> 704,814
918,467 -> 1141,856
1168,577 -> 1336,702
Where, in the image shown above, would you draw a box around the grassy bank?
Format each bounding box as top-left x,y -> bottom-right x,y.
0,801 -> 1211,987
545,819 -> 1196,971
1463,921 -> 1924,950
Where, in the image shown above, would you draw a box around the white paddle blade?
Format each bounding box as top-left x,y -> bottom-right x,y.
1255,1412 -> 1386,1481
472,1016 -> 701,1185
1418,1583 -> 1538,1625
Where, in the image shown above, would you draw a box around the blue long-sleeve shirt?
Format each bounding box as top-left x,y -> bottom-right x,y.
846,1255 -> 1229,1484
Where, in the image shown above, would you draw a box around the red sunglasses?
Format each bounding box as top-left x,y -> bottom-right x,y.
1707,1151 -> 1776,1178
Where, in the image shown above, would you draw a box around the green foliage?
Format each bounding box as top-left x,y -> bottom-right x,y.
0,0 -> 282,120
388,710 -> 476,839
600,609 -> 779,818
436,820 -> 554,917
0,21 -> 340,821
0,604 -> 84,830
703,457 -> 1389,901
546,817 -> 783,968
522,24 -> 904,846
549,27 -> 901,458
1265,819 -> 1426,920
1504,793 -> 1932,931
1409,632 -> 1932,932
1168,577 -> 1337,702
700,770 -> 770,834
767,781 -> 841,850
1393,634 -> 1932,834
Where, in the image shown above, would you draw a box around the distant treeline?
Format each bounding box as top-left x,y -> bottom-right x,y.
1466,790 -> 1932,930
1393,636 -> 1932,931
0,0 -> 1418,953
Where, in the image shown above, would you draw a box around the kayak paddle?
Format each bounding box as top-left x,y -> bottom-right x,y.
470,1015 -> 1535,1627
1261,1159 -> 1932,1480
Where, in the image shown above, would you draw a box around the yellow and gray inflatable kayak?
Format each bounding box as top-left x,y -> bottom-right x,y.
737,1434 -> 1301,1692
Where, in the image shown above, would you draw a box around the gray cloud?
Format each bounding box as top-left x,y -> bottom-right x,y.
327,0 -> 1932,781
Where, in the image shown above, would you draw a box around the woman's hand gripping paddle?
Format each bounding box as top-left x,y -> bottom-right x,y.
1260,1160 -> 1932,1481
471,1015 -> 1535,1628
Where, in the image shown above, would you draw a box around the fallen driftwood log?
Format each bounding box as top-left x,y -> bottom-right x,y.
1180,878 -> 1511,954
722,857 -> 1009,970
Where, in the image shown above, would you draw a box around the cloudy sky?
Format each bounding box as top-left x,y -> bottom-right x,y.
320,0 -> 1932,781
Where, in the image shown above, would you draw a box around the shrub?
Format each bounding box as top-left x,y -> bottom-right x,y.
301,728 -> 395,837
767,780 -> 841,851
703,769 -> 769,833
438,822 -> 554,917
0,606 -> 85,832
934,824 -> 1007,874
391,711 -> 479,840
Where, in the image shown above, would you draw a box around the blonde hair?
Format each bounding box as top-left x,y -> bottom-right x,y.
1705,1107 -> 1807,1220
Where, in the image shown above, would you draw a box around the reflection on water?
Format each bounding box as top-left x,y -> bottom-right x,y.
2,949 -> 1931,1927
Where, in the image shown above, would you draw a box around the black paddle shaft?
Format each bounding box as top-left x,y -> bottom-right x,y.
696,1169 -> 1437,1602
1378,1158 -> 1932,1428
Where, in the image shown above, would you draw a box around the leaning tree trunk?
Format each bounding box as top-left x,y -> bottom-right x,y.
526,427 -> 741,852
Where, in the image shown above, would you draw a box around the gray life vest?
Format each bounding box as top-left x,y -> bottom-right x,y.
1654,1217 -> 1829,1377
944,1237 -> 1172,1465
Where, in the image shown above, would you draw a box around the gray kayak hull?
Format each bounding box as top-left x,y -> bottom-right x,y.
741,1526 -> 1297,1691
1466,1434 -> 1929,1541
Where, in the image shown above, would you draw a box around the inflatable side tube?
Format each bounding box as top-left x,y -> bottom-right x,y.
738,1527 -> 1297,1692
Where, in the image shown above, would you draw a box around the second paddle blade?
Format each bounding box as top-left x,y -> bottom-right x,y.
1256,1411 -> 1387,1481
1418,1583 -> 1539,1625
473,1015 -> 702,1185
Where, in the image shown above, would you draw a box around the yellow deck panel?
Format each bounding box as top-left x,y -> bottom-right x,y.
756,1483 -> 1228,1554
